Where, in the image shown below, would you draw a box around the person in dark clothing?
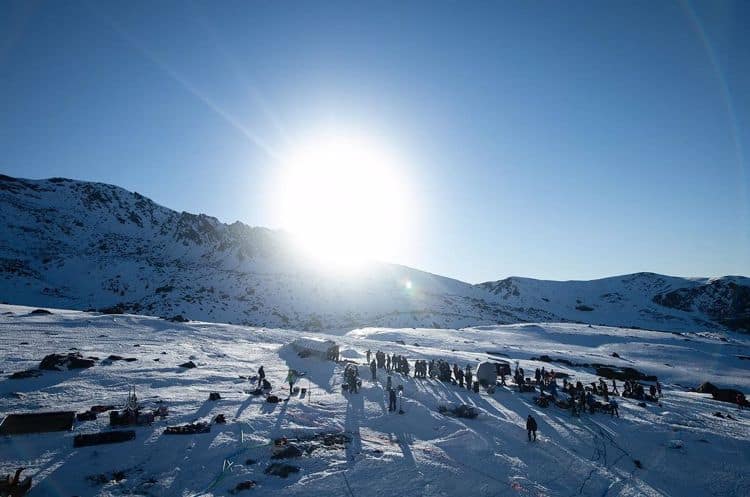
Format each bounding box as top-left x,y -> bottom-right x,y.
465,365 -> 473,390
609,398 -> 620,417
366,350 -> 371,364
258,365 -> 265,388
526,415 -> 537,441
656,380 -> 662,397
370,360 -> 377,381
389,388 -> 397,412
649,384 -> 657,399
457,368 -> 464,388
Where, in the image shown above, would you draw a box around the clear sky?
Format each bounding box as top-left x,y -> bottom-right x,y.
2,0 -> 749,283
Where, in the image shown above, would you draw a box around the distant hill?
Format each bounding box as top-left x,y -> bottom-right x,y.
1,174 -> 748,332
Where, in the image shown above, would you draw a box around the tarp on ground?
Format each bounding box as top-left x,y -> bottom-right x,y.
0,411 -> 75,435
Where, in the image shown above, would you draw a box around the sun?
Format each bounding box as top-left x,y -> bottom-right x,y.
274,133 -> 412,267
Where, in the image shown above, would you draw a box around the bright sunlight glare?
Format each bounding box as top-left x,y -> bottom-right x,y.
274,133 -> 413,268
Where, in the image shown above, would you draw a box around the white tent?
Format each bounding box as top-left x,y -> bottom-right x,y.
476,361 -> 498,386
290,337 -> 339,361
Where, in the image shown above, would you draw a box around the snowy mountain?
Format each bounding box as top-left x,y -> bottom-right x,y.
478,273 -> 750,333
1,174 -> 748,332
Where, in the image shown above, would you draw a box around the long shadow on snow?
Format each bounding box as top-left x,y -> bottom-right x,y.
344,390 -> 364,468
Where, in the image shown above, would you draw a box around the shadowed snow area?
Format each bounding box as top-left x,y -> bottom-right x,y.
0,304 -> 748,496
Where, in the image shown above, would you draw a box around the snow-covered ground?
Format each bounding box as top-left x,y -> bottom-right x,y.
1,304 -> 749,496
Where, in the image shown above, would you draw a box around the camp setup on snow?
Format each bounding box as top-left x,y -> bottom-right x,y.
290,337 -> 340,361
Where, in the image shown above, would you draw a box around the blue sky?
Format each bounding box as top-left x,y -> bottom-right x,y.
1,0 -> 749,282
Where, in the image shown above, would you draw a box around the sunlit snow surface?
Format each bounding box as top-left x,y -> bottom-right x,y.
1,304 -> 748,496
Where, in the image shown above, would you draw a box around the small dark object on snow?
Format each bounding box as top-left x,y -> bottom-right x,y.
86,470 -> 127,485
637,402 -> 647,408
230,480 -> 257,493
8,369 -> 42,380
0,411 -> 75,435
30,309 -> 52,315
74,430 -> 135,447
209,392 -> 221,401
164,422 -> 210,435
90,405 -> 116,414
0,468 -> 31,497
124,357 -> 137,362
178,361 -> 197,369
109,410 -> 154,427
107,355 -> 124,361
169,314 -> 189,323
271,444 -> 304,459
266,395 -> 281,403
76,411 -> 97,422
395,340 -> 405,345
19,342 -> 29,345
245,458 -> 257,465
161,351 -> 167,354
438,404 -> 479,419
133,344 -> 140,347
213,414 -> 226,424
634,460 -> 643,469
264,463 -> 300,478
611,352 -> 620,358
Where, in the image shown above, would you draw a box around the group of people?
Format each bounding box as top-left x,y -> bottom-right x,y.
621,378 -> 661,401
367,349 -> 413,376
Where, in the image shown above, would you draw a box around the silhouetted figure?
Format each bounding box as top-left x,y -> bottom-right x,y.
258,365 -> 265,388
389,388 -> 397,412
526,415 -> 537,441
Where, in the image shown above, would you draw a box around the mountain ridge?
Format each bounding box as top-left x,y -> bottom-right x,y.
1,174 -> 748,332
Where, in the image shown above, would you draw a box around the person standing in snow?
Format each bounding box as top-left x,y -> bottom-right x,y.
656,380 -> 662,398
611,379 -> 619,395
258,365 -> 265,388
386,374 -> 392,392
465,365 -> 473,390
286,369 -> 297,396
609,398 -> 620,417
457,367 -> 464,388
526,415 -> 538,441
389,387 -> 397,412
370,360 -> 377,381
366,349 -> 371,364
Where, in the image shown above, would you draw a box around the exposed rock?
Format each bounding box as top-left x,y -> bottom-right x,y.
39,352 -> 96,371
264,463 -> 300,478
178,361 -> 196,369
9,369 -> 42,379
230,480 -> 257,493
271,444 -> 304,459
